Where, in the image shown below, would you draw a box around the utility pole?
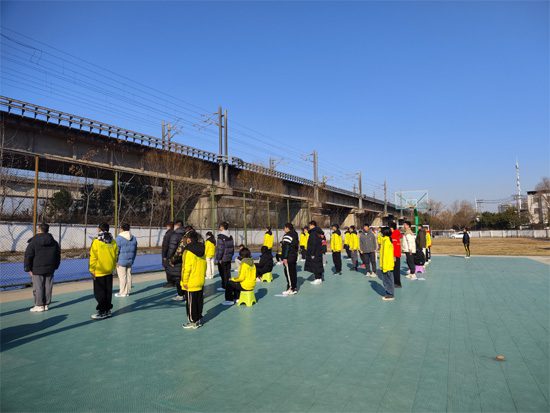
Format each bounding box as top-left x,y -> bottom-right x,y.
313,150 -> 319,205
515,159 -> 522,218
269,157 -> 275,170
218,106 -> 224,186
383,179 -> 387,216
161,121 -> 166,150
358,171 -> 363,210
224,109 -> 229,186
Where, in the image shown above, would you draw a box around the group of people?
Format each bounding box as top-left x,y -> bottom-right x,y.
23,217 -> 437,329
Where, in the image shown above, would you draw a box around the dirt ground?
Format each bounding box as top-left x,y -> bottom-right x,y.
432,237 -> 550,256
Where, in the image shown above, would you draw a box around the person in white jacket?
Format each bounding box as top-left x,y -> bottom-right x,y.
401,221 -> 417,280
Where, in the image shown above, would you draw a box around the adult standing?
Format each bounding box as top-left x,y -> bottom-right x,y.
390,222 -> 402,288
161,222 -> 174,288
463,228 -> 471,258
115,223 -> 138,297
359,224 -> 377,278
167,220 -> 186,301
281,223 -> 299,295
305,220 -> 325,285
402,221 -> 417,280
215,222 -> 235,292
24,223 -> 61,312
330,224 -> 343,275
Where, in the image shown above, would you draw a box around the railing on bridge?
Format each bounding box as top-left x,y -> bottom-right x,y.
1,96 -> 391,207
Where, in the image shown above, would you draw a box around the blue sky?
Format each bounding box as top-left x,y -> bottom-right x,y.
2,1 -> 548,209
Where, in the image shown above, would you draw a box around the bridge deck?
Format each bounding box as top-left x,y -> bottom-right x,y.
1,256 -> 548,412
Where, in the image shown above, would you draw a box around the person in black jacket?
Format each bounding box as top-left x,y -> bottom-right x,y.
463,228 -> 471,258
166,220 -> 186,301
215,222 -> 235,291
255,246 -> 274,281
161,221 -> 174,288
305,221 -> 325,285
281,222 -> 299,295
24,223 -> 61,312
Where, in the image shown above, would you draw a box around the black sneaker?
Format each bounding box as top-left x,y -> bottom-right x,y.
91,312 -> 107,320
106,310 -> 113,317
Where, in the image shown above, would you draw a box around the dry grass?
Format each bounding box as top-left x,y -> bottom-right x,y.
433,237 -> 550,256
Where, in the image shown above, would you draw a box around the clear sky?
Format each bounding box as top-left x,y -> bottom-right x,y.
2,0 -> 548,209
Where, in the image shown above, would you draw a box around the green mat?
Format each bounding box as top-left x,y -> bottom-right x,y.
1,257 -> 548,412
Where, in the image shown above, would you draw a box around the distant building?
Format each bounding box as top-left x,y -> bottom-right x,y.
527,190 -> 550,227
498,202 -> 514,213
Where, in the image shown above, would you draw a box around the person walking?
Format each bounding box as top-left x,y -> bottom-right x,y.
305,221 -> 325,285
89,223 -> 118,319
343,227 -> 351,259
263,227 -> 274,253
115,223 -> 138,297
24,223 -> 61,312
299,227 -> 309,261
390,222 -> 402,288
463,228 -> 471,258
349,225 -> 360,271
402,221 -> 417,280
215,222 -> 235,291
379,227 -> 395,301
166,221 -> 186,301
281,223 -> 299,295
330,224 -> 343,275
204,231 -> 216,279
359,224 -> 377,277
181,231 -> 206,329
161,221 -> 174,288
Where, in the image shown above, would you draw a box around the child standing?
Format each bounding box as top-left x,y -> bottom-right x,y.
349,225 -> 360,271
263,227 -> 274,253
330,224 -> 343,275
115,223 -> 138,297
89,223 -> 118,319
379,227 -> 395,301
204,231 -> 216,279
181,231 -> 206,329
299,227 -> 309,261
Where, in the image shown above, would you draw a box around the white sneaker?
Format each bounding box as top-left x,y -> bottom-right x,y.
369,273 -> 377,278
310,279 -> 323,285
282,289 -> 291,296
171,295 -> 184,301
115,293 -> 124,298
410,275 -> 418,280
216,287 -> 225,292
30,305 -> 45,312
44,305 -> 49,311
275,262 -> 283,266
405,270 -> 411,275
287,290 -> 298,295
222,300 -> 235,306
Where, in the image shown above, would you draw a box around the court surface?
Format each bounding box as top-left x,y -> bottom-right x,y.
1,256 -> 548,412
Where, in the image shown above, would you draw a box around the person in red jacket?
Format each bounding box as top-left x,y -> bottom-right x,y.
390,222 -> 402,288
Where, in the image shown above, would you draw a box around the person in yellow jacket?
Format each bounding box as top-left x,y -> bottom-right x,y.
348,225 -> 360,271
181,231 -> 206,329
425,228 -> 432,263
330,224 -> 343,275
379,227 -> 395,301
263,227 -> 274,252
222,247 -> 256,305
343,227 -> 351,259
89,222 -> 118,320
299,227 -> 309,261
204,231 -> 216,279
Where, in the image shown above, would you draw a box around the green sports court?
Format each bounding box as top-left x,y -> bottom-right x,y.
1,256 -> 548,412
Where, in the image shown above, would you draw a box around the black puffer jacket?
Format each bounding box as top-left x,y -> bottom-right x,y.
24,233 -> 61,275
161,228 -> 174,266
305,227 -> 324,274
215,231 -> 235,263
256,251 -> 274,274
166,227 -> 185,279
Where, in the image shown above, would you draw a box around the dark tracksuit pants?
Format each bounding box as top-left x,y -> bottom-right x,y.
225,281 -> 249,301
284,260 -> 298,291
332,251 -> 342,273
185,290 -> 204,323
218,261 -> 232,289
426,247 -> 431,261
360,252 -> 376,273
93,274 -> 113,313
300,246 -> 306,260
405,253 -> 416,274
344,245 -> 351,259
393,257 -> 401,286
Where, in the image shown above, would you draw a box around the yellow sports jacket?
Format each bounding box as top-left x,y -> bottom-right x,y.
181,247 -> 206,292
231,258 -> 256,291
379,236 -> 395,273
426,232 -> 432,248
330,232 -> 343,252
299,232 -> 309,248
89,238 -> 118,277
349,232 -> 360,251
205,239 -> 216,258
263,232 -> 274,249
344,231 -> 350,246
